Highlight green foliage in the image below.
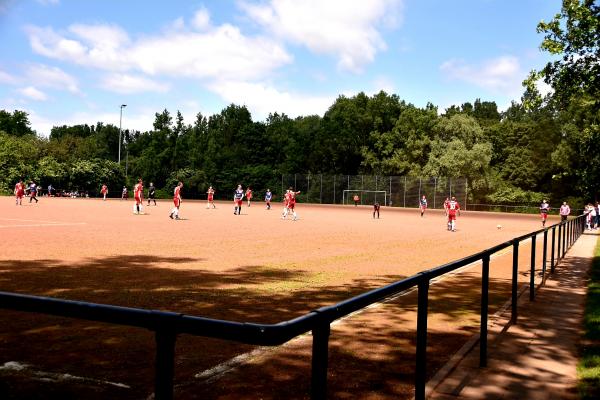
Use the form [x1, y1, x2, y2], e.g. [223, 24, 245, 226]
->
[578, 239, 600, 399]
[536, 0, 600, 110]
[0, 110, 35, 136]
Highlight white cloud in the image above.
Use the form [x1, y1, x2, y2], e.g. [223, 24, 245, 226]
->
[208, 80, 334, 119]
[130, 24, 291, 80]
[17, 86, 48, 101]
[25, 11, 292, 81]
[191, 7, 211, 31]
[24, 64, 80, 94]
[239, 0, 403, 73]
[101, 74, 170, 94]
[440, 56, 522, 94]
[25, 108, 157, 137]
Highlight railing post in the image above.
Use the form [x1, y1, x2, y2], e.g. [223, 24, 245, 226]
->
[480, 254, 490, 367]
[511, 241, 519, 324]
[551, 226, 556, 273]
[311, 322, 331, 400]
[542, 229, 548, 284]
[560, 223, 567, 259]
[155, 330, 177, 400]
[415, 279, 430, 400]
[557, 223, 562, 263]
[530, 235, 536, 301]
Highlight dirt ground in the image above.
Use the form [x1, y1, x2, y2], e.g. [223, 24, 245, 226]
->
[0, 197, 556, 399]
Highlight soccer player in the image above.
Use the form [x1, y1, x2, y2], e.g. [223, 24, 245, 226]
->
[147, 182, 157, 206]
[540, 199, 550, 227]
[447, 197, 460, 232]
[14, 179, 25, 205]
[246, 187, 253, 207]
[443, 197, 450, 216]
[373, 201, 380, 219]
[133, 179, 144, 214]
[101, 184, 108, 201]
[206, 186, 216, 209]
[29, 181, 39, 203]
[281, 189, 291, 219]
[121, 186, 128, 200]
[169, 182, 183, 220]
[265, 189, 273, 210]
[233, 185, 244, 215]
[353, 194, 360, 206]
[286, 187, 301, 221]
[419, 195, 427, 217]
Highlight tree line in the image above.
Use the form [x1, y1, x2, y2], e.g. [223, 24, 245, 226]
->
[0, 91, 596, 208]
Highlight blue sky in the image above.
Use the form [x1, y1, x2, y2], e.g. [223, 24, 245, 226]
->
[0, 0, 560, 135]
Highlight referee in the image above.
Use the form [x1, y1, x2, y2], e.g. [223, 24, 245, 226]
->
[147, 182, 157, 206]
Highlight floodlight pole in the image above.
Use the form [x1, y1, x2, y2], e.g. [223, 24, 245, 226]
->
[118, 104, 127, 164]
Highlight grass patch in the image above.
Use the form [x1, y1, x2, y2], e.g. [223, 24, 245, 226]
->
[578, 237, 600, 399]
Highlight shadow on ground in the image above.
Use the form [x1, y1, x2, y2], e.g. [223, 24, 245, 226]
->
[0, 254, 584, 399]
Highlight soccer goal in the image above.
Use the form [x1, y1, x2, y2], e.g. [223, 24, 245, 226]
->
[342, 190, 387, 206]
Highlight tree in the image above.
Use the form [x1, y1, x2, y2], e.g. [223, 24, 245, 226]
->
[534, 0, 600, 110]
[0, 110, 35, 136]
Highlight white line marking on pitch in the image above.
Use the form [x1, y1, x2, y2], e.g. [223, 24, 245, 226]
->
[193, 239, 533, 382]
[0, 361, 130, 389]
[0, 222, 86, 228]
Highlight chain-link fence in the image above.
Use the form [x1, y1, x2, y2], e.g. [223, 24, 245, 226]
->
[281, 174, 468, 209]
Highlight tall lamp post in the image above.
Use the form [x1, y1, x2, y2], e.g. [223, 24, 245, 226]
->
[118, 104, 127, 164]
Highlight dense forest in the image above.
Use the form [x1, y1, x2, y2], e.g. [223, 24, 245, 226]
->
[1, 0, 598, 208]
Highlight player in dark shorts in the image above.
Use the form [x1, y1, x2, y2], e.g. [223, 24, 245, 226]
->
[373, 202, 380, 219]
[147, 182, 157, 206]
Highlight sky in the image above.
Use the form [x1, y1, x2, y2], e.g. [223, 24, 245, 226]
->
[0, 0, 561, 136]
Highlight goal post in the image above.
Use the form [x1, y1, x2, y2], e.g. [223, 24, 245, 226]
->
[342, 190, 387, 206]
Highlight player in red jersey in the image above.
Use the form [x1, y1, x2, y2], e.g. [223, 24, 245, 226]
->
[447, 197, 461, 232]
[101, 184, 108, 201]
[14, 180, 25, 205]
[245, 187, 253, 207]
[169, 182, 183, 219]
[206, 186, 216, 209]
[539, 199, 550, 227]
[281, 189, 291, 219]
[133, 179, 144, 214]
[285, 187, 301, 221]
[443, 197, 450, 217]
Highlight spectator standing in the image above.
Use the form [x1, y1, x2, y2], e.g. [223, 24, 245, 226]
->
[559, 201, 571, 222]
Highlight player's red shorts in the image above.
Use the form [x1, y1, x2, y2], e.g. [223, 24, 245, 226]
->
[448, 212, 457, 221]
[234, 199, 242, 206]
[174, 198, 181, 207]
[16, 192, 24, 198]
[208, 195, 214, 201]
[135, 195, 142, 205]
[540, 213, 548, 220]
[288, 202, 296, 210]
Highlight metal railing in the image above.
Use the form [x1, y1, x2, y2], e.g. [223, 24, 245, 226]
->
[0, 214, 588, 399]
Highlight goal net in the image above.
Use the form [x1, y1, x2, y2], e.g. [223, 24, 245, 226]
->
[342, 190, 387, 206]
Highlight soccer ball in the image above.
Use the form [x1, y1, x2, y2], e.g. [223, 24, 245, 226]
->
[497, 224, 502, 229]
